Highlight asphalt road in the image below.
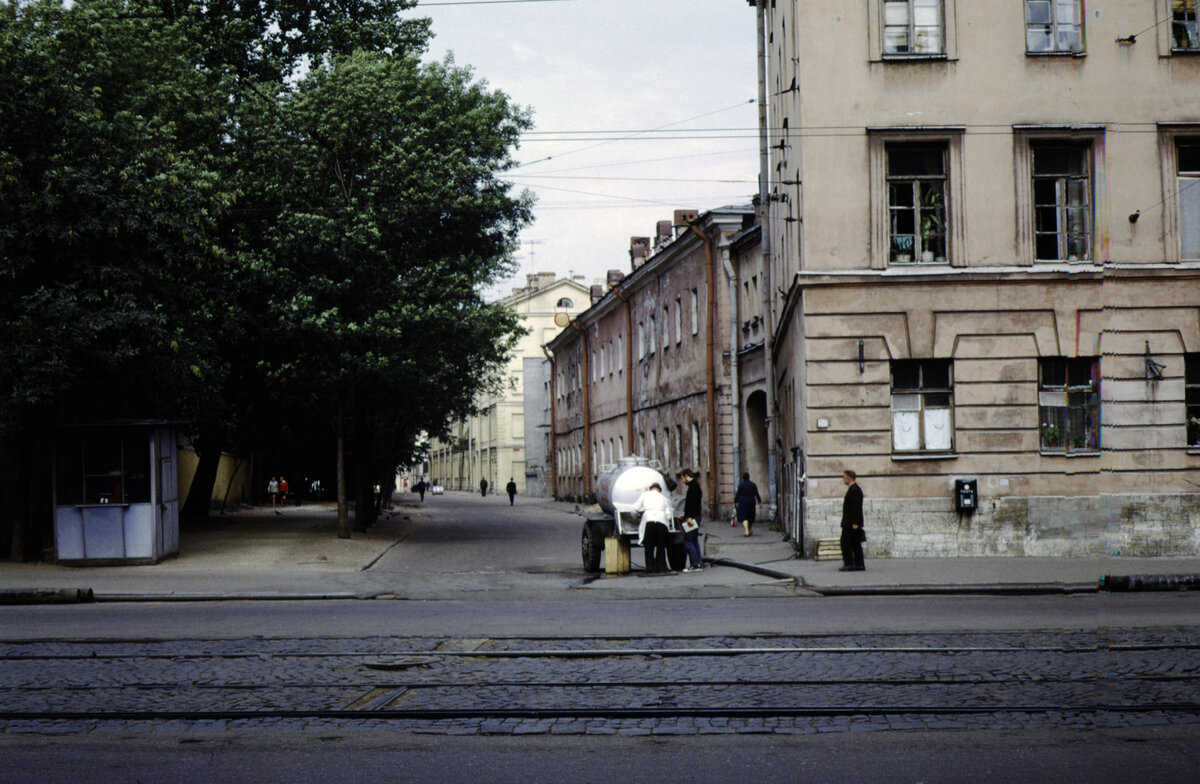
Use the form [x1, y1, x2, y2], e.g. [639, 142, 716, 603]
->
[2, 492, 1198, 782]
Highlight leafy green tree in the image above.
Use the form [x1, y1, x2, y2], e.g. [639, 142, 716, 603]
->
[0, 0, 234, 432]
[250, 49, 531, 534]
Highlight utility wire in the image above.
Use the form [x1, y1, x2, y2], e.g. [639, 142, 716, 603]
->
[514, 98, 754, 170]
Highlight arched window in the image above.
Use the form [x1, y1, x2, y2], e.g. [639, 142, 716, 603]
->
[556, 297, 574, 308]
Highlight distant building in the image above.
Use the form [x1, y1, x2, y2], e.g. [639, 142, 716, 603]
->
[546, 207, 761, 520]
[430, 273, 590, 495]
[759, 1, 1200, 556]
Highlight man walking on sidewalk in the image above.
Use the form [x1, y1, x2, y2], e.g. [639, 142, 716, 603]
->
[839, 469, 865, 572]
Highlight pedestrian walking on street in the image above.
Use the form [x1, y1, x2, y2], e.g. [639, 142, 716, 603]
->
[633, 482, 676, 574]
[839, 469, 866, 572]
[734, 472, 762, 537]
[278, 476, 289, 513]
[267, 477, 279, 511]
[679, 468, 704, 572]
[415, 479, 426, 502]
[480, 478, 488, 497]
[505, 478, 517, 505]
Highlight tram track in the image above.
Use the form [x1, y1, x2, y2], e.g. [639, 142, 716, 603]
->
[4, 632, 1199, 731]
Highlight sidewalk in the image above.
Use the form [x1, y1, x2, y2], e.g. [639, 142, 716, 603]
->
[2, 498, 1199, 602]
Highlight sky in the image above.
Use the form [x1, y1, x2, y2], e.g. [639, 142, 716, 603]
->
[405, 0, 761, 300]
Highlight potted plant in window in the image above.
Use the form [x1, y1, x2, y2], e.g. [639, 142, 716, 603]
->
[1188, 416, 1200, 447]
[920, 190, 945, 263]
[1041, 424, 1060, 449]
[891, 235, 913, 263]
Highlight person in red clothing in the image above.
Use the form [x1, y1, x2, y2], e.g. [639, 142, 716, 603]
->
[277, 476, 290, 514]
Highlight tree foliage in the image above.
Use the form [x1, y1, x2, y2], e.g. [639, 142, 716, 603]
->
[0, 0, 533, 533]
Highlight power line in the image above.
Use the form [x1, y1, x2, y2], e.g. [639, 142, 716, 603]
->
[515, 99, 755, 170]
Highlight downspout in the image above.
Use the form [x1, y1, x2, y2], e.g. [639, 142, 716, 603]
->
[542, 344, 557, 499]
[568, 320, 592, 496]
[688, 221, 719, 520]
[755, 0, 779, 518]
[721, 240, 741, 486]
[611, 285, 635, 453]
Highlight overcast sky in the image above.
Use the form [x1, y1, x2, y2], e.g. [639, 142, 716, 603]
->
[407, 0, 761, 300]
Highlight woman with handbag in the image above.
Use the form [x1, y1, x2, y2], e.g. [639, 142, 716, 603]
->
[679, 469, 704, 572]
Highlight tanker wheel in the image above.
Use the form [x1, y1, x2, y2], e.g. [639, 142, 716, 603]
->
[581, 524, 603, 572]
[667, 543, 687, 572]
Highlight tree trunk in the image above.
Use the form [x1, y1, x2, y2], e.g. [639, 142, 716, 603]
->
[181, 438, 222, 521]
[336, 400, 351, 539]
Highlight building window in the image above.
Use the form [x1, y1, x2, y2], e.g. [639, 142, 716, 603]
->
[887, 143, 948, 264]
[891, 359, 953, 453]
[638, 322, 646, 360]
[1039, 357, 1099, 453]
[1187, 354, 1200, 447]
[674, 297, 682, 344]
[617, 335, 624, 373]
[55, 432, 152, 505]
[675, 425, 683, 467]
[1032, 142, 1092, 261]
[648, 315, 656, 355]
[649, 430, 657, 464]
[662, 306, 671, 351]
[1178, 137, 1200, 260]
[1026, 0, 1083, 54]
[1174, 0, 1200, 50]
[690, 289, 699, 335]
[883, 0, 944, 55]
[690, 423, 700, 469]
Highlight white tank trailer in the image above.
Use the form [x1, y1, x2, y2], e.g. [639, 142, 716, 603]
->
[581, 455, 687, 572]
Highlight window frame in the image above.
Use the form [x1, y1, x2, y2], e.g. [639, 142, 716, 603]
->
[1014, 128, 1105, 266]
[1031, 142, 1093, 262]
[869, 129, 965, 269]
[1038, 357, 1100, 455]
[885, 142, 950, 265]
[1186, 354, 1200, 449]
[1024, 0, 1086, 56]
[889, 359, 955, 455]
[1171, 0, 1200, 52]
[1172, 133, 1200, 261]
[869, 0, 958, 61]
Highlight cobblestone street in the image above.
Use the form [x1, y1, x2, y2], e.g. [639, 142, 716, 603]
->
[4, 627, 1199, 737]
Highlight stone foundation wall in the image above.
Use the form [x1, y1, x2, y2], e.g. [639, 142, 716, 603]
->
[803, 494, 1200, 558]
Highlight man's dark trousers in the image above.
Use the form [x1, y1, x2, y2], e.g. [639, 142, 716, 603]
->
[643, 521, 669, 572]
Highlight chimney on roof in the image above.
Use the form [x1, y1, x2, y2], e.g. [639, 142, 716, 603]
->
[590, 283, 604, 303]
[630, 237, 650, 269]
[607, 269, 624, 289]
[654, 220, 673, 251]
[673, 209, 699, 235]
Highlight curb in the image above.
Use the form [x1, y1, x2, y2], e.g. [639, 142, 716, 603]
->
[805, 582, 1098, 597]
[0, 588, 94, 605]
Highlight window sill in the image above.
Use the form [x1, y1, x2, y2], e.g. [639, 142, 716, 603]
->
[1025, 50, 1086, 58]
[1039, 450, 1100, 457]
[882, 53, 948, 62]
[1170, 48, 1200, 55]
[891, 452, 957, 461]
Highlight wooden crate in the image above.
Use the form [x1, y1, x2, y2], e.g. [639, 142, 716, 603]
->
[605, 536, 630, 574]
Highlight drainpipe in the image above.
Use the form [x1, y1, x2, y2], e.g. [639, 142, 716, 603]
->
[755, 0, 779, 519]
[721, 240, 741, 485]
[688, 221, 719, 520]
[542, 344, 557, 499]
[611, 285, 635, 453]
[567, 319, 592, 496]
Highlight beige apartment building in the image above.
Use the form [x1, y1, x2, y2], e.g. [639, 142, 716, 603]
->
[429, 273, 590, 495]
[546, 208, 764, 520]
[759, 0, 1200, 556]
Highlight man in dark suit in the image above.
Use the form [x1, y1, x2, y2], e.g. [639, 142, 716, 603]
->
[839, 469, 865, 572]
